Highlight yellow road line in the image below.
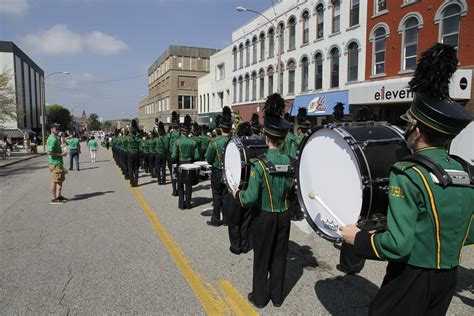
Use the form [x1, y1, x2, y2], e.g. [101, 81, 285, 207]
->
[218, 280, 259, 316]
[131, 187, 229, 314]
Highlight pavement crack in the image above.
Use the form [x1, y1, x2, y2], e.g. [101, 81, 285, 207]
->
[58, 267, 73, 312]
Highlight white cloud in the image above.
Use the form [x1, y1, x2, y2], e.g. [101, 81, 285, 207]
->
[19, 24, 128, 56]
[0, 0, 29, 15]
[84, 32, 128, 55]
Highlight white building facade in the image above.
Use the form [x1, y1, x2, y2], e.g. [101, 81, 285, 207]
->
[197, 45, 233, 125]
[230, 0, 367, 121]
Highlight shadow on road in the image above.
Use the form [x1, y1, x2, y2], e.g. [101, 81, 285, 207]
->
[80, 166, 99, 171]
[93, 160, 111, 163]
[454, 266, 474, 307]
[69, 191, 115, 201]
[138, 180, 158, 186]
[192, 183, 212, 192]
[314, 274, 378, 315]
[283, 241, 319, 300]
[191, 197, 213, 208]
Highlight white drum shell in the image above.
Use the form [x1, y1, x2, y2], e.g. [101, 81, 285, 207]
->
[180, 164, 200, 171]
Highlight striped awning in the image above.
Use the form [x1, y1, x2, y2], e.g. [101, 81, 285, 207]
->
[0, 128, 26, 139]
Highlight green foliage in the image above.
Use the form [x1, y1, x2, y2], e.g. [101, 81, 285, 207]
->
[0, 68, 17, 126]
[47, 104, 72, 131]
[102, 120, 114, 132]
[88, 113, 102, 131]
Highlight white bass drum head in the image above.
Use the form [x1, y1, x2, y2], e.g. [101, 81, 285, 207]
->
[224, 140, 242, 191]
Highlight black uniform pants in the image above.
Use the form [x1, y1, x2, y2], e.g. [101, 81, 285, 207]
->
[339, 243, 366, 274]
[149, 153, 156, 177]
[156, 153, 166, 184]
[228, 196, 253, 253]
[210, 168, 228, 224]
[177, 170, 192, 209]
[127, 153, 139, 187]
[369, 262, 457, 316]
[121, 150, 128, 179]
[252, 210, 290, 307]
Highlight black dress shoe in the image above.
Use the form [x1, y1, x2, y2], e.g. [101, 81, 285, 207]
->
[336, 264, 359, 275]
[272, 300, 282, 307]
[247, 293, 267, 309]
[229, 247, 241, 255]
[172, 192, 178, 197]
[206, 220, 221, 227]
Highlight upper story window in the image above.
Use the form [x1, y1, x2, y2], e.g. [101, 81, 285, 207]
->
[232, 46, 237, 71]
[278, 22, 285, 54]
[259, 32, 266, 61]
[372, 26, 388, 75]
[316, 4, 324, 39]
[440, 4, 461, 49]
[232, 78, 237, 103]
[402, 17, 420, 71]
[288, 17, 296, 50]
[314, 52, 323, 90]
[251, 72, 257, 101]
[330, 47, 340, 88]
[347, 42, 359, 82]
[252, 36, 258, 64]
[216, 63, 225, 80]
[350, 0, 360, 27]
[267, 66, 274, 95]
[287, 60, 296, 95]
[245, 40, 250, 67]
[302, 11, 310, 44]
[332, 0, 341, 34]
[258, 69, 265, 99]
[375, 0, 388, 15]
[301, 56, 309, 92]
[239, 43, 244, 69]
[268, 28, 275, 58]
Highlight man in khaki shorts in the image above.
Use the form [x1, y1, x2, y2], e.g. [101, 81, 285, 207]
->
[47, 123, 68, 204]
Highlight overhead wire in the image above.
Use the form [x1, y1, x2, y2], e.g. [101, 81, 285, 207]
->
[46, 84, 143, 101]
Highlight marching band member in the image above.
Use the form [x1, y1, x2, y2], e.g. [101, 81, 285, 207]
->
[200, 125, 210, 160]
[156, 122, 168, 185]
[232, 93, 294, 308]
[171, 115, 200, 210]
[206, 107, 232, 227]
[125, 120, 141, 187]
[341, 43, 474, 315]
[169, 111, 181, 196]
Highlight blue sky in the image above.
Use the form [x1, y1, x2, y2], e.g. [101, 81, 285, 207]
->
[0, 0, 272, 120]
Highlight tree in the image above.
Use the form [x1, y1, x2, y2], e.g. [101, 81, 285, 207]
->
[88, 113, 102, 131]
[0, 68, 17, 127]
[47, 105, 72, 131]
[102, 120, 114, 132]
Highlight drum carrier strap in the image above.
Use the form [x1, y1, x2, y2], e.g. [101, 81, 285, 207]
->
[257, 154, 295, 175]
[403, 154, 474, 187]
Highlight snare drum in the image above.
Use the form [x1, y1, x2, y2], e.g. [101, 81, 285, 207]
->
[296, 122, 410, 242]
[194, 161, 212, 177]
[223, 137, 268, 191]
[179, 163, 200, 186]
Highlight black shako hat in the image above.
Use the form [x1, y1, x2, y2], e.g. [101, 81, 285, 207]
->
[250, 113, 261, 132]
[297, 107, 311, 130]
[181, 115, 192, 132]
[220, 106, 233, 131]
[171, 111, 180, 127]
[263, 93, 290, 138]
[403, 43, 472, 138]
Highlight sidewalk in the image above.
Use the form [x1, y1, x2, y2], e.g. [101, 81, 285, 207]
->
[0, 147, 47, 168]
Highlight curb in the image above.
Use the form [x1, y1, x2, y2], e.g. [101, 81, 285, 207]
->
[0, 153, 46, 168]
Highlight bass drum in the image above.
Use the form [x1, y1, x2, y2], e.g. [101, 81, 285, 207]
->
[295, 122, 410, 242]
[223, 136, 267, 191]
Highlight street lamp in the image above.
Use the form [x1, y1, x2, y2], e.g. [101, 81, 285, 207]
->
[236, 6, 282, 93]
[41, 71, 70, 151]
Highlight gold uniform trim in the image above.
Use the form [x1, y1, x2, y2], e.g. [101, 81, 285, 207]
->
[460, 215, 473, 262]
[257, 160, 274, 212]
[409, 109, 455, 136]
[412, 166, 441, 269]
[370, 234, 382, 259]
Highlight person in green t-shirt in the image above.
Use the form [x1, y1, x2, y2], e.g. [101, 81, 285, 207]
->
[47, 123, 68, 205]
[87, 136, 98, 163]
[66, 133, 81, 171]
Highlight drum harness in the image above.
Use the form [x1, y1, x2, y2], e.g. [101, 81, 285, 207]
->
[255, 154, 295, 176]
[403, 154, 474, 188]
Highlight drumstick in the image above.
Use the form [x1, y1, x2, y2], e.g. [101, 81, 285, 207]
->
[308, 191, 344, 227]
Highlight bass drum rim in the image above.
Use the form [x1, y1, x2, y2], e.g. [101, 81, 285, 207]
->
[223, 137, 249, 192]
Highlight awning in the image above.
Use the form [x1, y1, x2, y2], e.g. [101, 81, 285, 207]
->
[0, 128, 26, 138]
[289, 90, 349, 116]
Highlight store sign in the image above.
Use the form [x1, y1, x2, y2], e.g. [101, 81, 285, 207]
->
[349, 69, 472, 105]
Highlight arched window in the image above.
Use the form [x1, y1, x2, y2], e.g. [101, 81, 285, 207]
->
[232, 78, 237, 103]
[332, 0, 341, 34]
[258, 69, 265, 99]
[200, 95, 203, 112]
[251, 72, 257, 100]
[268, 28, 275, 58]
[402, 17, 419, 70]
[287, 60, 296, 95]
[316, 4, 324, 39]
[245, 74, 250, 101]
[238, 76, 243, 102]
[350, 0, 360, 27]
[207, 93, 209, 112]
[239, 43, 244, 69]
[330, 47, 339, 88]
[252, 36, 258, 64]
[278, 23, 285, 54]
[245, 40, 250, 67]
[302, 11, 310, 44]
[347, 42, 359, 82]
[301, 56, 309, 92]
[233, 46, 237, 70]
[267, 66, 274, 95]
[372, 26, 387, 75]
[288, 17, 296, 50]
[279, 62, 284, 94]
[259, 32, 265, 61]
[314, 52, 323, 90]
[440, 4, 461, 48]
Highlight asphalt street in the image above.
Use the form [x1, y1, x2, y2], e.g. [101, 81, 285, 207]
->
[1, 149, 472, 315]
